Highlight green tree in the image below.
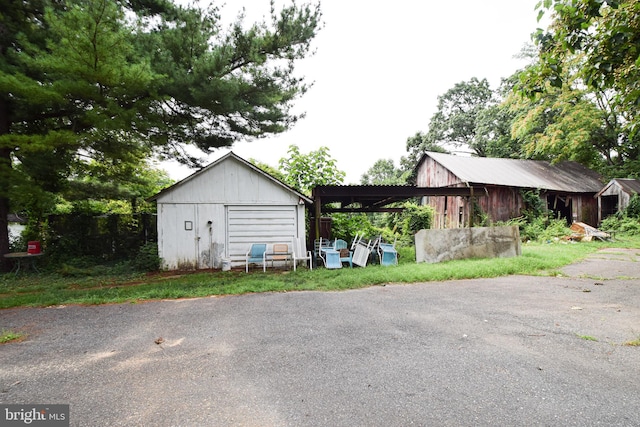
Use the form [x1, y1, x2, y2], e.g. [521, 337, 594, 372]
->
[360, 159, 407, 185]
[473, 75, 525, 159]
[0, 0, 321, 267]
[518, 0, 640, 176]
[514, 45, 628, 176]
[249, 158, 286, 183]
[510, 83, 606, 167]
[525, 0, 638, 110]
[61, 160, 173, 214]
[401, 131, 448, 173]
[423, 77, 494, 157]
[278, 144, 345, 195]
[474, 104, 522, 159]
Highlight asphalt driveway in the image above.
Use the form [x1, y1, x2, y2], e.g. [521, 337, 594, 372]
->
[1, 248, 639, 426]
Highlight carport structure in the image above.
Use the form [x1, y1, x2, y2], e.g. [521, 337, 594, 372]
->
[310, 185, 483, 240]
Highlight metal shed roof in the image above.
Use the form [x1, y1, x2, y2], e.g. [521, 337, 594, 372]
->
[423, 152, 603, 193]
[596, 178, 640, 197]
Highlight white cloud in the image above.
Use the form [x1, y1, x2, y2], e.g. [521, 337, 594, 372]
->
[165, 0, 547, 183]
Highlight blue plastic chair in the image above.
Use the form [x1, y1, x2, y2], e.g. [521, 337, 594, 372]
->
[333, 239, 353, 268]
[245, 243, 267, 272]
[378, 242, 398, 266]
[314, 238, 334, 268]
[322, 248, 342, 269]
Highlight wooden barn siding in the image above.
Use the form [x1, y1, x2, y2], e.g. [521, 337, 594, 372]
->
[416, 157, 461, 187]
[417, 158, 524, 228]
[416, 157, 598, 227]
[426, 187, 524, 228]
[482, 187, 524, 223]
[599, 183, 632, 211]
[572, 194, 599, 225]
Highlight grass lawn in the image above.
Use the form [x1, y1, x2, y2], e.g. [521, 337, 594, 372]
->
[1, 236, 639, 309]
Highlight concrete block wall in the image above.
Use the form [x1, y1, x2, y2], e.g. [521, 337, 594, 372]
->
[415, 226, 521, 264]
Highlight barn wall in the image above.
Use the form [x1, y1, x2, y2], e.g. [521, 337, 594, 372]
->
[418, 156, 470, 229]
[572, 194, 599, 225]
[416, 157, 463, 187]
[425, 187, 525, 229]
[416, 156, 598, 228]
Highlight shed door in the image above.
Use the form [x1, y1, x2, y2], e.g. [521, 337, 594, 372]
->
[227, 205, 297, 260]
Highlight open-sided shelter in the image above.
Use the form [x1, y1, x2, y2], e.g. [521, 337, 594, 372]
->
[415, 152, 604, 228]
[150, 152, 311, 270]
[596, 178, 640, 223]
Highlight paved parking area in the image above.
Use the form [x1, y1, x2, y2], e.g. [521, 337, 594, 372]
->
[1, 248, 639, 426]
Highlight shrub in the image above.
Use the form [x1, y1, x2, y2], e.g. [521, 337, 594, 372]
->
[539, 218, 572, 241]
[626, 194, 640, 219]
[401, 203, 434, 235]
[504, 216, 571, 242]
[601, 215, 640, 234]
[330, 213, 377, 244]
[132, 242, 161, 272]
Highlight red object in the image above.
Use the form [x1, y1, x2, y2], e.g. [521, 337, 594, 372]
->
[27, 241, 41, 254]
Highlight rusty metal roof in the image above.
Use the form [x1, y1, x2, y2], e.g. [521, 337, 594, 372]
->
[596, 178, 640, 197]
[424, 152, 604, 193]
[312, 185, 482, 212]
[614, 178, 640, 195]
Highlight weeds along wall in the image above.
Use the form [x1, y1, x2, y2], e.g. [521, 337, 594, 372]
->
[41, 214, 157, 262]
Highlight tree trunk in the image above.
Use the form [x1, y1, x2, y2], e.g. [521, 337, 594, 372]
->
[0, 97, 11, 272]
[0, 180, 9, 272]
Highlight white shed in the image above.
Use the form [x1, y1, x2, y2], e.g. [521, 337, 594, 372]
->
[150, 152, 312, 270]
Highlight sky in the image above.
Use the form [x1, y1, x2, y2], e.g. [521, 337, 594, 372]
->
[164, 0, 549, 184]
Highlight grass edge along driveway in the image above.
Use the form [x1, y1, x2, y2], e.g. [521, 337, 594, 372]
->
[1, 238, 639, 309]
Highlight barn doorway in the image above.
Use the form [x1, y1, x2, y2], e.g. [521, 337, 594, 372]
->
[547, 194, 573, 224]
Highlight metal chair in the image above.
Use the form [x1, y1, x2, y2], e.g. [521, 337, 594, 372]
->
[333, 239, 353, 268]
[377, 238, 398, 266]
[245, 243, 267, 273]
[292, 238, 312, 271]
[351, 234, 373, 267]
[313, 238, 333, 268]
[270, 243, 291, 269]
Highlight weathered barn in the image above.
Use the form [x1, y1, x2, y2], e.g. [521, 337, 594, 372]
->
[596, 178, 640, 223]
[415, 152, 604, 228]
[150, 152, 311, 270]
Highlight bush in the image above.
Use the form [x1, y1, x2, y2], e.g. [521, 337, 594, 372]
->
[503, 216, 571, 242]
[330, 213, 377, 244]
[539, 218, 572, 241]
[132, 242, 161, 272]
[601, 216, 640, 234]
[626, 194, 640, 219]
[401, 203, 434, 236]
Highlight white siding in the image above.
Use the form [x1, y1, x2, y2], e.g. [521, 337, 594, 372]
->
[156, 157, 299, 205]
[155, 153, 309, 270]
[227, 205, 297, 263]
[156, 155, 305, 269]
[158, 203, 197, 270]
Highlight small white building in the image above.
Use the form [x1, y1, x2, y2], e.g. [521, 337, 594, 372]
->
[150, 152, 312, 270]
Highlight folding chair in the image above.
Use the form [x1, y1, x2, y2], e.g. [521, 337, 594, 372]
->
[321, 248, 342, 269]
